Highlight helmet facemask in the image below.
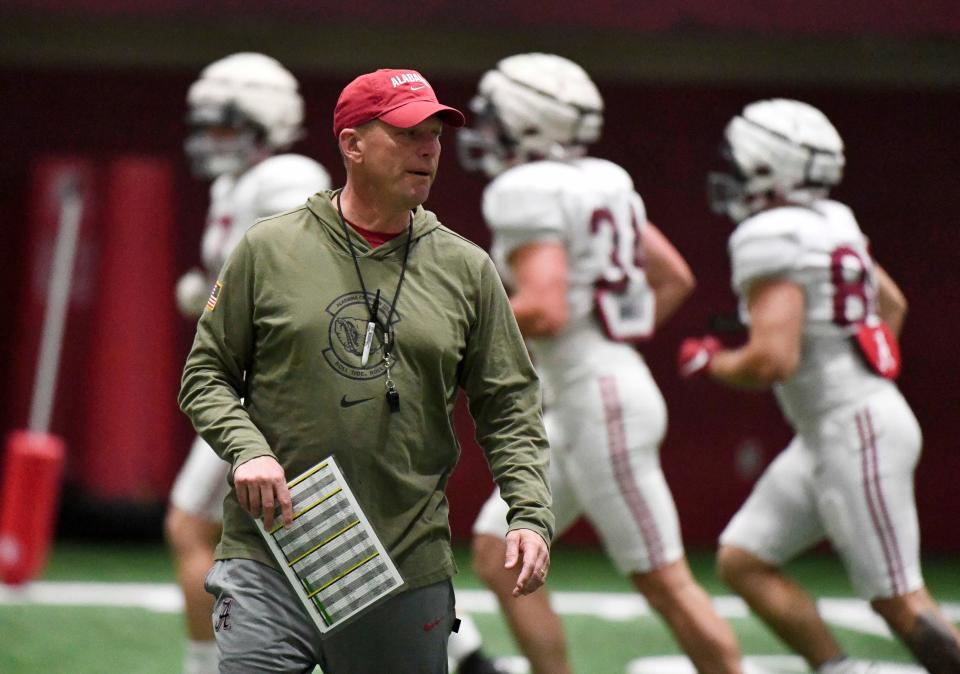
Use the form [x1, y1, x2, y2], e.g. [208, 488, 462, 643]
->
[456, 96, 519, 178]
[707, 141, 775, 223]
[184, 103, 269, 179]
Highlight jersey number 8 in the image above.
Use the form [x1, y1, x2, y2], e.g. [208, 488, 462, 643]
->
[831, 245, 875, 327]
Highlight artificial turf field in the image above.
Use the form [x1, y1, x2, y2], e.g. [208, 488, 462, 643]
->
[1, 541, 957, 673]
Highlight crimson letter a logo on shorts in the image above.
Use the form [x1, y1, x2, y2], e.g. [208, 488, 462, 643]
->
[215, 597, 233, 632]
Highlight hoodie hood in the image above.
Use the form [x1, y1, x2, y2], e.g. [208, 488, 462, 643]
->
[306, 189, 443, 259]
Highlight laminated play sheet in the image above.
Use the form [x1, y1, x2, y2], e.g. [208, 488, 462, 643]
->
[256, 456, 402, 632]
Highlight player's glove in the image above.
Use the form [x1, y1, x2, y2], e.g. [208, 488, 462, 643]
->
[175, 268, 210, 318]
[677, 335, 722, 378]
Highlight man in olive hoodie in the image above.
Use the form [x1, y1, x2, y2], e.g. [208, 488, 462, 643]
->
[179, 68, 553, 673]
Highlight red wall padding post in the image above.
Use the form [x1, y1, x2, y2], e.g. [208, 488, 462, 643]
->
[76, 157, 180, 502]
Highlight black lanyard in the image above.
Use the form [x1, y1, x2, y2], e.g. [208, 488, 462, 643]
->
[335, 191, 412, 411]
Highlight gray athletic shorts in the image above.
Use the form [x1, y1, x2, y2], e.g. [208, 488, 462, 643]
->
[205, 559, 455, 673]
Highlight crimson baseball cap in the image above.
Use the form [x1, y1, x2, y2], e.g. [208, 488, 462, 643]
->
[333, 68, 465, 137]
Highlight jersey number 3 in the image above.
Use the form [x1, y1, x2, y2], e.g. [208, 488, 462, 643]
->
[590, 206, 655, 343]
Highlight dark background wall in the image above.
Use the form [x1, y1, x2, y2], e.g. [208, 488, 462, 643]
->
[2, 2, 958, 550]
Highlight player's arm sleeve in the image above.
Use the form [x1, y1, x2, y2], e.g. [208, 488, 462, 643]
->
[483, 181, 566, 266]
[729, 219, 804, 296]
[459, 256, 554, 544]
[178, 234, 274, 474]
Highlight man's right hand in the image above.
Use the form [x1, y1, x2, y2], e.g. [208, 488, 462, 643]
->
[233, 455, 293, 530]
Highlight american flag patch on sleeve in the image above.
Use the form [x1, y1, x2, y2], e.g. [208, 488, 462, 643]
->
[206, 281, 222, 311]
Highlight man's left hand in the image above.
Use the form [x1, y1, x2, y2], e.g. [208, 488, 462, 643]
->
[504, 528, 550, 597]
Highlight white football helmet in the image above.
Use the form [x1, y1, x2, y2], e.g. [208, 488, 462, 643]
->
[185, 52, 305, 178]
[708, 98, 845, 222]
[457, 53, 604, 177]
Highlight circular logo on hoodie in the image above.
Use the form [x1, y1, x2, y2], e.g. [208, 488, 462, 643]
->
[322, 291, 401, 380]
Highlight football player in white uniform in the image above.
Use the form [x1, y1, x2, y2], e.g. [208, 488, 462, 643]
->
[679, 99, 960, 674]
[460, 53, 744, 674]
[167, 52, 331, 674]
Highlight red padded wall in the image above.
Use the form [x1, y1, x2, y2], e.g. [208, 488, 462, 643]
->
[77, 158, 180, 501]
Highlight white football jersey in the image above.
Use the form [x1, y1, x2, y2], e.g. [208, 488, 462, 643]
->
[202, 153, 330, 274]
[729, 199, 891, 427]
[483, 157, 654, 391]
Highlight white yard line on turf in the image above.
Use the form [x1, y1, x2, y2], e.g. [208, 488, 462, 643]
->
[625, 655, 927, 674]
[1, 582, 957, 639]
[0, 581, 184, 613]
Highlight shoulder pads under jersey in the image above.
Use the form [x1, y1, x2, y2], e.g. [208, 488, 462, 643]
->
[246, 154, 331, 217]
[482, 161, 576, 239]
[729, 207, 816, 293]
